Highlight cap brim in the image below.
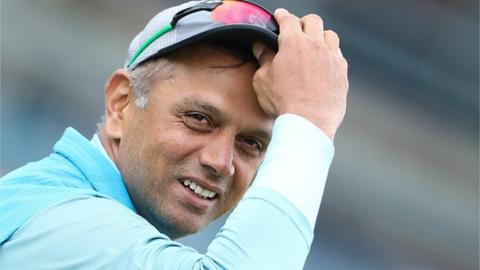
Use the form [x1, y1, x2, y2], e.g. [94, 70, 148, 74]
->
[138, 24, 278, 66]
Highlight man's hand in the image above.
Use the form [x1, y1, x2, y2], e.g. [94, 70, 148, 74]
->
[252, 9, 349, 141]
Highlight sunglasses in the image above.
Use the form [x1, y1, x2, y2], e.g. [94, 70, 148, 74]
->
[127, 0, 278, 68]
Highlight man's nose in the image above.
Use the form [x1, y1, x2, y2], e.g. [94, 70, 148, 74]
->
[199, 135, 235, 178]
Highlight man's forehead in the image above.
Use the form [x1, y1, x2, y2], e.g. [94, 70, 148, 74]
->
[140, 43, 257, 98]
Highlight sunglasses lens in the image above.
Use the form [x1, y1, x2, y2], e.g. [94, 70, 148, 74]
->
[210, 1, 277, 33]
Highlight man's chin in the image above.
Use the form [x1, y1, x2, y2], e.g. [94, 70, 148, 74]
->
[150, 213, 208, 239]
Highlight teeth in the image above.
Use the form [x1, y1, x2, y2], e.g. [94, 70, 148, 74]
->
[194, 186, 203, 194]
[181, 179, 217, 199]
[201, 190, 210, 197]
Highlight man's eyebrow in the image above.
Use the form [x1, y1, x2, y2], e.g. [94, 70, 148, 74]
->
[174, 97, 227, 121]
[247, 129, 272, 144]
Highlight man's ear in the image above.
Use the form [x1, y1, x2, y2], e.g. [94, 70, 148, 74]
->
[103, 69, 135, 140]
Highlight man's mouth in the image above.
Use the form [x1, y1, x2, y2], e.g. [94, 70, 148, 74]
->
[179, 178, 217, 200]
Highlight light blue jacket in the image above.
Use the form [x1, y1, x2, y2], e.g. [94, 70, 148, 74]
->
[0, 127, 314, 269]
[0, 127, 135, 245]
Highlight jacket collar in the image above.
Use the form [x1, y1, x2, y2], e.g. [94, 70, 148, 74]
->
[53, 127, 136, 212]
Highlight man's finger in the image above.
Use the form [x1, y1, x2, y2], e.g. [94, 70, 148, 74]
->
[340, 55, 349, 73]
[324, 30, 340, 51]
[301, 14, 324, 41]
[252, 42, 275, 67]
[274, 8, 302, 35]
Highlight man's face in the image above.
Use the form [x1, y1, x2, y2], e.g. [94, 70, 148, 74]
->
[116, 45, 273, 238]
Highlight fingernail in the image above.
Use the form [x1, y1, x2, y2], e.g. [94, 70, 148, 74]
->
[338, 48, 343, 57]
[274, 8, 289, 16]
[252, 42, 265, 59]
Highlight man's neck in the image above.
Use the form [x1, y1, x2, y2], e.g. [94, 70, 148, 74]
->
[96, 128, 120, 170]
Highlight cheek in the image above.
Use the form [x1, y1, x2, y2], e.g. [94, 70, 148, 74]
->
[159, 120, 199, 146]
[118, 122, 178, 188]
[143, 121, 191, 158]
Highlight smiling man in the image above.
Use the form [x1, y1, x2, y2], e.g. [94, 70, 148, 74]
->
[111, 44, 274, 239]
[0, 1, 348, 269]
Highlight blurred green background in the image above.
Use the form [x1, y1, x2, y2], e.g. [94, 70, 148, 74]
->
[1, 0, 478, 269]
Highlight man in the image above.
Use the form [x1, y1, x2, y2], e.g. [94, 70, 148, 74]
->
[0, 1, 348, 269]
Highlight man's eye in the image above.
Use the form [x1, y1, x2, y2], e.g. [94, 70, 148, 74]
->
[187, 113, 208, 123]
[237, 137, 263, 157]
[182, 112, 213, 132]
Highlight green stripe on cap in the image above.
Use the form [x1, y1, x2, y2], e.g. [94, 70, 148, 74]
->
[128, 23, 173, 68]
